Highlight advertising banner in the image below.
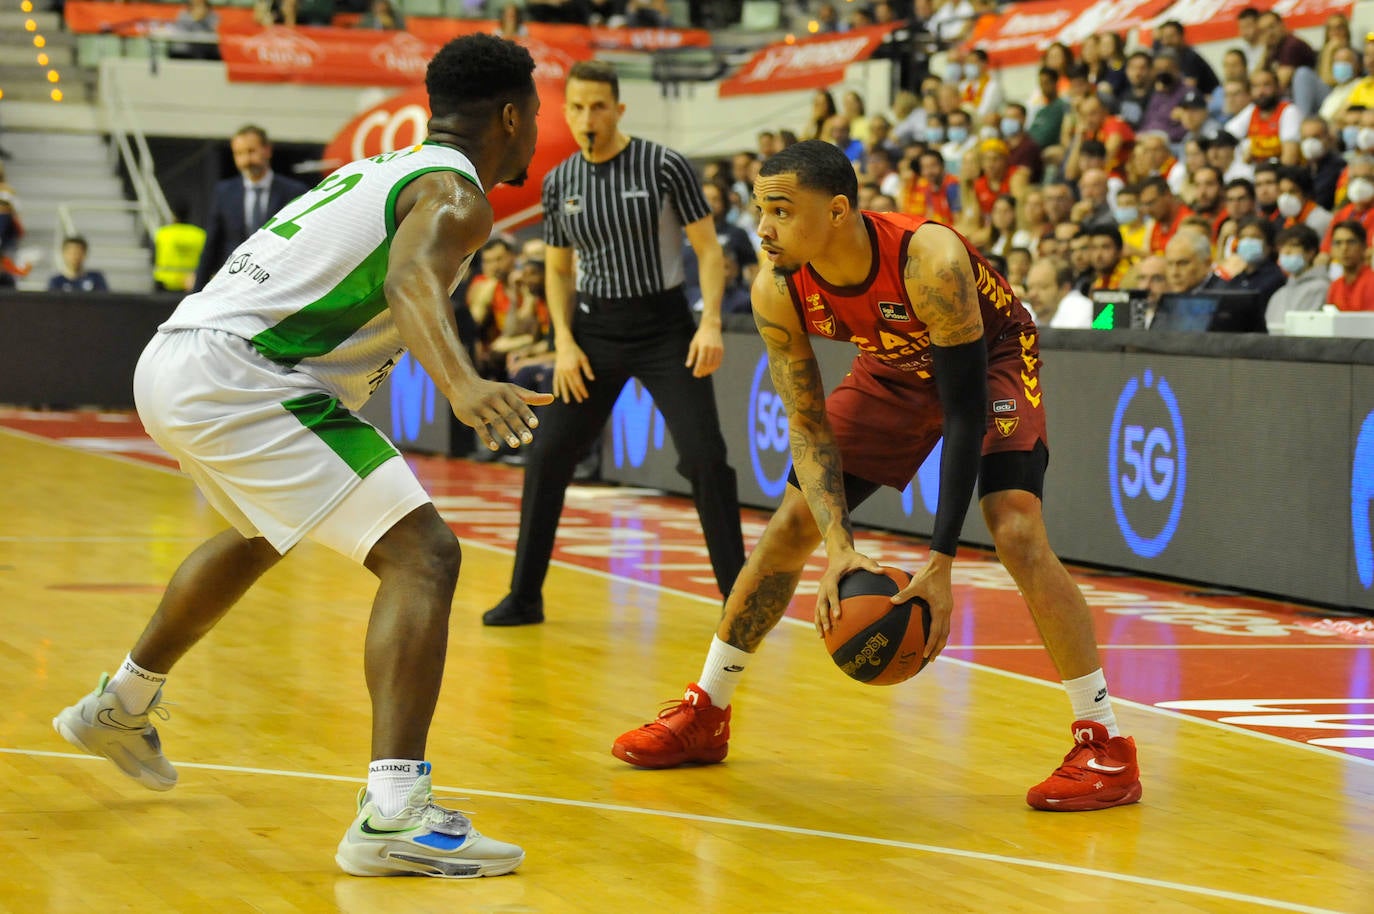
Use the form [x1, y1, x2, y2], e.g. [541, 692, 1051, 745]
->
[718, 22, 902, 97]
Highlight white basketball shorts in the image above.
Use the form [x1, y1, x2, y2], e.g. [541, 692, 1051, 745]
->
[133, 328, 431, 563]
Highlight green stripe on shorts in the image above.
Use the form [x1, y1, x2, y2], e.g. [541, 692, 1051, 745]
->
[281, 393, 398, 478]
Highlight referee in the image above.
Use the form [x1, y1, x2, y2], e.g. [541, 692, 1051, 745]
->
[484, 60, 745, 626]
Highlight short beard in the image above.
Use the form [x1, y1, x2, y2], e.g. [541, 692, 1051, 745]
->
[505, 169, 529, 187]
[774, 261, 801, 276]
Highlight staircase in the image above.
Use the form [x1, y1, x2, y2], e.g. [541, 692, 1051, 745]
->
[5, 130, 154, 293]
[0, 5, 89, 104]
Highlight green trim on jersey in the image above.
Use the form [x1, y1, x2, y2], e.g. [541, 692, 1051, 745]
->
[280, 392, 398, 478]
[248, 241, 391, 366]
[384, 165, 481, 238]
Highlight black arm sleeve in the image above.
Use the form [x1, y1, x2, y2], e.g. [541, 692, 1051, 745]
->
[929, 339, 989, 556]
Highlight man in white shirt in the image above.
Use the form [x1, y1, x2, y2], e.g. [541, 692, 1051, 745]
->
[1024, 258, 1094, 328]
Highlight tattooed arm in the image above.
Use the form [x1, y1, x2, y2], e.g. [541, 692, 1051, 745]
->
[751, 261, 881, 632]
[895, 222, 988, 660]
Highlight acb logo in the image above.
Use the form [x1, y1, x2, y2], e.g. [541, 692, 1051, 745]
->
[1109, 369, 1187, 558]
[748, 354, 791, 497]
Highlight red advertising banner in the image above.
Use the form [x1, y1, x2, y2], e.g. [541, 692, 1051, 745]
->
[963, 0, 1174, 67]
[321, 79, 580, 231]
[219, 25, 593, 87]
[1137, 0, 1353, 46]
[717, 22, 902, 97]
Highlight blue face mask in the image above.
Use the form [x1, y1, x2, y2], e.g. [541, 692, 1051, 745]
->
[946, 63, 963, 82]
[1278, 252, 1307, 274]
[947, 126, 969, 144]
[1334, 61, 1356, 84]
[1114, 206, 1138, 225]
[1344, 125, 1361, 149]
[1236, 236, 1266, 265]
[964, 62, 982, 81]
[1000, 117, 1022, 138]
[926, 126, 946, 144]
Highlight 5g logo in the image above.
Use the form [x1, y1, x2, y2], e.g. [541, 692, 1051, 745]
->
[748, 354, 791, 497]
[1108, 369, 1187, 558]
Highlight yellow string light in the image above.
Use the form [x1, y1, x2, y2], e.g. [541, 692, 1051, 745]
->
[14, 9, 63, 105]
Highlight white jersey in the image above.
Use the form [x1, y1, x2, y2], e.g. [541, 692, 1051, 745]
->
[162, 142, 482, 409]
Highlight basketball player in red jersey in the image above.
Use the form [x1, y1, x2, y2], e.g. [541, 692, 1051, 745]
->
[612, 140, 1142, 812]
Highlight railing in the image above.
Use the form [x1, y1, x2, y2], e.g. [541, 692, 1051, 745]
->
[96, 57, 173, 243]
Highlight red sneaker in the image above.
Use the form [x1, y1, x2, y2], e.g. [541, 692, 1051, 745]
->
[612, 683, 730, 769]
[1026, 720, 1142, 812]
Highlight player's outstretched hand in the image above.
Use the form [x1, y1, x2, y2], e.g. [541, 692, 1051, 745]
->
[813, 547, 884, 637]
[450, 380, 554, 452]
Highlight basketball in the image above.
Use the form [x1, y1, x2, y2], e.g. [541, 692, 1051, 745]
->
[824, 567, 932, 685]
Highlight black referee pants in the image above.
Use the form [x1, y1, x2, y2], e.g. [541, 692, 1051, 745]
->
[507, 293, 745, 604]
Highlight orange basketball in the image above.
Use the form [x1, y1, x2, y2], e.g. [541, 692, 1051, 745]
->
[823, 567, 932, 685]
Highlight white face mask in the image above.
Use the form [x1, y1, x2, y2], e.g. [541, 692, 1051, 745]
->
[1358, 127, 1374, 151]
[1277, 192, 1303, 218]
[1300, 137, 1325, 161]
[1349, 177, 1374, 204]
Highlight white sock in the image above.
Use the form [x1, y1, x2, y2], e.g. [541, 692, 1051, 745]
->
[696, 636, 752, 708]
[108, 654, 167, 715]
[367, 759, 429, 818]
[1064, 669, 1120, 737]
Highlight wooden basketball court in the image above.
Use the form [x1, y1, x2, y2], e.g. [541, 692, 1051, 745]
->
[1, 409, 1372, 913]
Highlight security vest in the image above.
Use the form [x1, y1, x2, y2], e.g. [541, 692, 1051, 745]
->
[153, 222, 207, 291]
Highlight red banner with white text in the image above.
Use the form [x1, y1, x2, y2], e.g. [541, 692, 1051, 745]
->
[962, 0, 1174, 67]
[718, 22, 902, 97]
[64, 0, 256, 35]
[218, 25, 594, 86]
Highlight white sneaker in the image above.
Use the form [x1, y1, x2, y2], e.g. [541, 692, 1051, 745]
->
[335, 766, 524, 878]
[53, 673, 177, 791]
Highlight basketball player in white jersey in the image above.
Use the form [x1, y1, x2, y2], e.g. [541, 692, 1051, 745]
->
[52, 34, 551, 878]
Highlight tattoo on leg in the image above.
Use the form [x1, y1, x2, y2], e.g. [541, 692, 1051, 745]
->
[725, 571, 802, 651]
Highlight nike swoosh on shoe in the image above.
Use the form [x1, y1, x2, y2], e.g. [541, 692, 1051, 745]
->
[1084, 758, 1129, 774]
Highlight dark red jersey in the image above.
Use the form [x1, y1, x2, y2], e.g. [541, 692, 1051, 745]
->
[783, 211, 1035, 384]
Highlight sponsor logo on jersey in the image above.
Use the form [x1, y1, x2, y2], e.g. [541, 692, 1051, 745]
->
[806, 293, 825, 312]
[878, 300, 911, 322]
[563, 195, 583, 215]
[995, 416, 1020, 437]
[814, 316, 835, 336]
[992, 398, 1017, 414]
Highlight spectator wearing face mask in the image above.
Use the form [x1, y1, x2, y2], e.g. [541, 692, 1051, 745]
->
[1215, 215, 1286, 307]
[959, 50, 1004, 121]
[1266, 223, 1328, 330]
[1319, 46, 1362, 120]
[1001, 103, 1043, 183]
[940, 109, 977, 176]
[1276, 166, 1333, 237]
[1321, 156, 1374, 254]
[1299, 116, 1346, 209]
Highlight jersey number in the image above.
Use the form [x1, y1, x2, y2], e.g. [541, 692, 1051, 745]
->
[264, 173, 363, 240]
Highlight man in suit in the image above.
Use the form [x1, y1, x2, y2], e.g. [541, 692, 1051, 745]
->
[193, 125, 309, 291]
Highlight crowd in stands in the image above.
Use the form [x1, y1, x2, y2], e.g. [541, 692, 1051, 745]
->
[682, 6, 1374, 330]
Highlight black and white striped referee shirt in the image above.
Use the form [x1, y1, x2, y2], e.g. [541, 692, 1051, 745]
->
[541, 137, 710, 300]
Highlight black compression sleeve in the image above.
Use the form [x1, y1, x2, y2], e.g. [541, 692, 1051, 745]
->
[929, 339, 989, 556]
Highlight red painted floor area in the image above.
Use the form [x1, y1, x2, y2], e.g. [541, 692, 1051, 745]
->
[7, 407, 1373, 763]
